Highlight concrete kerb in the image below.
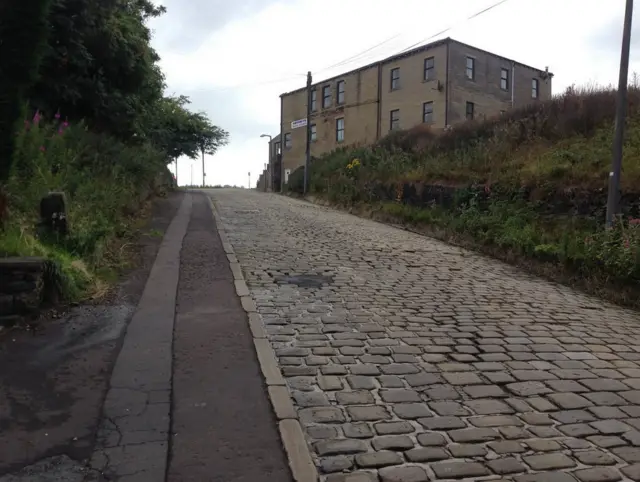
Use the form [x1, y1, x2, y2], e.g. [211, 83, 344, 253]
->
[204, 193, 319, 482]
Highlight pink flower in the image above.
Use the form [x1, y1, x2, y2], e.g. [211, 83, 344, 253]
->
[629, 218, 640, 226]
[33, 110, 41, 125]
[39, 146, 45, 152]
[54, 111, 60, 120]
[62, 121, 69, 128]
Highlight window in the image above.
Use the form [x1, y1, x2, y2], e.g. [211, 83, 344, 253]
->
[310, 124, 317, 142]
[322, 85, 331, 108]
[337, 80, 345, 104]
[336, 118, 345, 142]
[311, 89, 317, 111]
[275, 142, 281, 155]
[532, 78, 539, 99]
[500, 68, 509, 91]
[390, 68, 400, 90]
[390, 109, 400, 131]
[466, 57, 475, 80]
[423, 102, 433, 123]
[424, 57, 435, 81]
[466, 102, 474, 120]
[284, 133, 292, 148]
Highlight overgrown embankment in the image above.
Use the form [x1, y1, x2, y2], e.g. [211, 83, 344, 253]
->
[0, 115, 175, 302]
[288, 87, 640, 307]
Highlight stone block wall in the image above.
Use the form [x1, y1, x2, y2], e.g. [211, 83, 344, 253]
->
[0, 257, 46, 328]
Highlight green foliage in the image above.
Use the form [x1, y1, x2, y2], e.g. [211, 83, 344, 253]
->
[28, 0, 165, 140]
[2, 113, 169, 299]
[144, 97, 229, 161]
[0, 0, 53, 180]
[0, 0, 229, 302]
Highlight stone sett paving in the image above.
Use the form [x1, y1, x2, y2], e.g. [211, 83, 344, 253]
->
[211, 189, 640, 482]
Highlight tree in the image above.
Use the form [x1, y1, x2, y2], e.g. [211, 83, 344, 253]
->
[27, 0, 166, 139]
[187, 112, 229, 187]
[0, 0, 53, 181]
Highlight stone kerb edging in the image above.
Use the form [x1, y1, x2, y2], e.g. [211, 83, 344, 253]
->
[206, 195, 319, 482]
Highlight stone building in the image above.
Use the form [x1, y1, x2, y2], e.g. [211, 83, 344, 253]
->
[277, 37, 553, 186]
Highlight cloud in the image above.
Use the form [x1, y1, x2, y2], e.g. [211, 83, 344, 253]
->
[152, 0, 296, 53]
[590, 9, 640, 60]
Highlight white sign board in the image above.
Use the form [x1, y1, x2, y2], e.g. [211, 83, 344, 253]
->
[291, 118, 307, 129]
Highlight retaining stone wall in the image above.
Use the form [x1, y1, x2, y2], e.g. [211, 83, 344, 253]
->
[0, 257, 46, 328]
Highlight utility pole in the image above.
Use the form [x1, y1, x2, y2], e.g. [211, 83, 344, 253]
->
[606, 0, 634, 228]
[175, 158, 178, 187]
[190, 162, 193, 186]
[201, 147, 206, 188]
[248, 171, 251, 190]
[264, 163, 268, 192]
[303, 71, 312, 196]
[260, 134, 272, 191]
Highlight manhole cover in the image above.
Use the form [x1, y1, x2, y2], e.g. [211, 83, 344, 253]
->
[275, 274, 333, 288]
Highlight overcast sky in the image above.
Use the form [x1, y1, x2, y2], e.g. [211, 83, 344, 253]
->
[149, 0, 638, 187]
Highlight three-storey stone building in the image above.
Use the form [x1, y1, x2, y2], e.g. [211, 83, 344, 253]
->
[277, 37, 552, 187]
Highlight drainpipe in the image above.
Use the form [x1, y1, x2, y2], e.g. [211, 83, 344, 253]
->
[445, 41, 450, 127]
[279, 95, 284, 193]
[511, 61, 515, 108]
[376, 63, 382, 140]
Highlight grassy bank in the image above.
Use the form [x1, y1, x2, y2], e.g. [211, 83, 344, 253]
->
[288, 86, 640, 307]
[1, 113, 172, 302]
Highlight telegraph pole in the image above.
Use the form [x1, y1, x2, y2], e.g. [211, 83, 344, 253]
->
[303, 71, 312, 195]
[606, 0, 634, 228]
[248, 171, 251, 189]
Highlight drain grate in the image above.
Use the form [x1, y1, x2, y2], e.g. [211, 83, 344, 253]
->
[275, 274, 333, 288]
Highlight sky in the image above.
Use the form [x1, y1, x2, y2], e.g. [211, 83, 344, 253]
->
[148, 0, 639, 187]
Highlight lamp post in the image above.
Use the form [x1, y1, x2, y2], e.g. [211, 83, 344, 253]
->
[260, 134, 272, 192]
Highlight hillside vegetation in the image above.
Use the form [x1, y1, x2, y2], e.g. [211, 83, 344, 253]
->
[0, 0, 228, 301]
[288, 86, 640, 306]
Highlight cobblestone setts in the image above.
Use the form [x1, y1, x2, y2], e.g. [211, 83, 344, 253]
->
[211, 190, 640, 482]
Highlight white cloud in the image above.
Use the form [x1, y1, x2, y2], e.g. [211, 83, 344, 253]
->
[151, 0, 637, 187]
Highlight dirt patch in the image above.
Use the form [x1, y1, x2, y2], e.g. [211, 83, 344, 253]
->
[0, 191, 184, 477]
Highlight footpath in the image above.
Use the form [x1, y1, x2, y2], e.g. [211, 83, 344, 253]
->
[0, 191, 292, 482]
[90, 192, 292, 482]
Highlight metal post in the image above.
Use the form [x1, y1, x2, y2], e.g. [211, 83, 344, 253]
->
[606, 0, 634, 228]
[190, 163, 193, 186]
[201, 147, 206, 188]
[248, 171, 251, 190]
[175, 158, 178, 187]
[303, 71, 312, 196]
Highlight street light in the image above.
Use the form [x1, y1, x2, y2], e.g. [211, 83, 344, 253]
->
[260, 134, 272, 192]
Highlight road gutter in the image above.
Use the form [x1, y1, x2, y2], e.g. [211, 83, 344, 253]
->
[206, 194, 319, 482]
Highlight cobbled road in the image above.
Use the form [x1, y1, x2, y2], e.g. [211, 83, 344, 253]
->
[211, 189, 640, 482]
